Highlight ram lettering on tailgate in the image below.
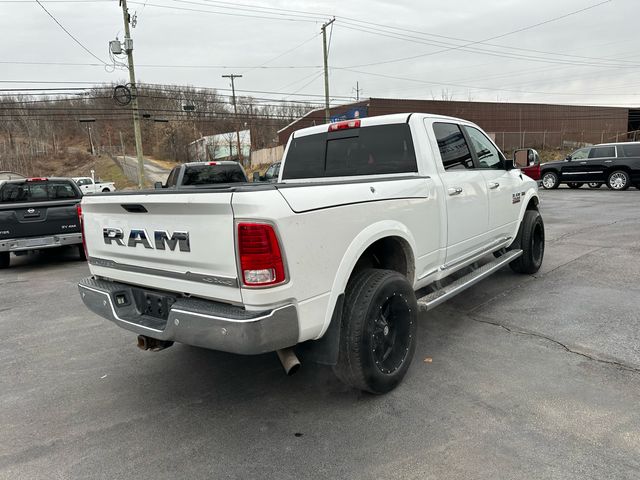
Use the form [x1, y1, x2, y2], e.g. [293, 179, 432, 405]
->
[103, 228, 190, 252]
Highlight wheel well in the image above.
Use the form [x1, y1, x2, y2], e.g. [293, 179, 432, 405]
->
[606, 166, 631, 176]
[349, 236, 414, 284]
[526, 196, 539, 211]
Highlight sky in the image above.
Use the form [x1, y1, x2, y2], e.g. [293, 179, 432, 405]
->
[1, 0, 639, 108]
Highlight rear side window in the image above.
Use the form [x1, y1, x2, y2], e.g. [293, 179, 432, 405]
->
[432, 123, 474, 170]
[282, 124, 417, 180]
[619, 143, 640, 157]
[181, 164, 247, 185]
[589, 146, 615, 158]
[0, 181, 80, 203]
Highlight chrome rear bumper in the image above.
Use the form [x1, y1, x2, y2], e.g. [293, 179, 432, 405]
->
[78, 276, 299, 355]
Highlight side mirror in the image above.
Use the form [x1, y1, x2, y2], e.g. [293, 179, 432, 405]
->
[154, 181, 163, 189]
[565, 155, 572, 161]
[252, 172, 261, 182]
[513, 148, 539, 169]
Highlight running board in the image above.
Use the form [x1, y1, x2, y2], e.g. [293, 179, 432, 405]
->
[417, 249, 523, 312]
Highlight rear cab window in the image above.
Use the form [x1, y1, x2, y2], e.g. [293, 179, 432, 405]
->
[181, 164, 247, 186]
[282, 123, 417, 180]
[0, 180, 80, 203]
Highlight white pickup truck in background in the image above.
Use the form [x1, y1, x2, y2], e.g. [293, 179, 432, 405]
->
[77, 113, 544, 393]
[73, 177, 116, 194]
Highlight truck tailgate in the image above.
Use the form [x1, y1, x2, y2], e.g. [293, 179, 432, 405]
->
[82, 192, 241, 303]
[0, 200, 81, 240]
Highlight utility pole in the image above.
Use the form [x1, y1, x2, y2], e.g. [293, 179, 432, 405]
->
[355, 81, 361, 101]
[120, 0, 145, 188]
[222, 74, 243, 165]
[321, 18, 335, 123]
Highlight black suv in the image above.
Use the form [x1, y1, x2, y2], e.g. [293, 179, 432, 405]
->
[540, 142, 640, 190]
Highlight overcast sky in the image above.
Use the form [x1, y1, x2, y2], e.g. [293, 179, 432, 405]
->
[1, 0, 638, 107]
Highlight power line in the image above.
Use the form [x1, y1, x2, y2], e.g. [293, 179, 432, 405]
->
[34, 0, 108, 65]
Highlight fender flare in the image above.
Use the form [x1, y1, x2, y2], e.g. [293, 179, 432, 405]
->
[315, 220, 417, 339]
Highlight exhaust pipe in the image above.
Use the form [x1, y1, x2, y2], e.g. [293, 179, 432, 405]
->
[276, 348, 300, 376]
[137, 335, 173, 352]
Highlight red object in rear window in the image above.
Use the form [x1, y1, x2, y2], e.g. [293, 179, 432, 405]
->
[26, 177, 48, 182]
[237, 223, 286, 287]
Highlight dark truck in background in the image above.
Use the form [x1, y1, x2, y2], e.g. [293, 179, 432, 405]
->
[156, 161, 248, 189]
[0, 177, 84, 268]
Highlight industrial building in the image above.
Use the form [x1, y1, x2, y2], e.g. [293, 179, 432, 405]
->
[278, 98, 640, 151]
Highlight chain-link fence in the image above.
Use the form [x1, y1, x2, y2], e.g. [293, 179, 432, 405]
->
[490, 130, 640, 151]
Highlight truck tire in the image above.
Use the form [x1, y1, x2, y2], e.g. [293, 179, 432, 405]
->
[77, 244, 87, 261]
[102, 188, 110, 192]
[541, 171, 559, 189]
[567, 182, 583, 189]
[509, 210, 545, 274]
[588, 183, 602, 189]
[333, 268, 417, 394]
[0, 252, 9, 269]
[607, 170, 630, 190]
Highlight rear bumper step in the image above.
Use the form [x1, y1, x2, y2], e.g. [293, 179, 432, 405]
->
[417, 249, 523, 311]
[78, 276, 299, 354]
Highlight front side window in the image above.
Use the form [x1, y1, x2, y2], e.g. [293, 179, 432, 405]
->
[165, 168, 178, 187]
[589, 146, 615, 159]
[76, 178, 91, 186]
[465, 126, 503, 169]
[571, 148, 589, 160]
[432, 122, 474, 170]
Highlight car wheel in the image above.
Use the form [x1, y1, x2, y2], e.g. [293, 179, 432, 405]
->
[0, 252, 9, 269]
[77, 244, 87, 261]
[102, 188, 110, 192]
[333, 268, 417, 394]
[607, 170, 630, 191]
[567, 182, 584, 189]
[541, 171, 559, 189]
[588, 183, 602, 189]
[509, 209, 545, 274]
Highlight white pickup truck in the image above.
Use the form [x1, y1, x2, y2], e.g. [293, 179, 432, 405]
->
[77, 113, 544, 393]
[73, 177, 116, 194]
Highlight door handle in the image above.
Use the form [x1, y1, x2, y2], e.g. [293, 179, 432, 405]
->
[448, 187, 463, 196]
[580, 161, 587, 165]
[604, 160, 613, 163]
[488, 182, 500, 189]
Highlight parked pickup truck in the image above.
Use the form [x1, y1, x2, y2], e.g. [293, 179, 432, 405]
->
[1, 177, 84, 268]
[77, 113, 544, 393]
[157, 161, 248, 189]
[73, 177, 116, 194]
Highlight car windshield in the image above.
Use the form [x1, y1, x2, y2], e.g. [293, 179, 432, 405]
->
[0, 180, 80, 203]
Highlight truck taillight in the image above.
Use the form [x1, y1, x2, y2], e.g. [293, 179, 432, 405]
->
[237, 222, 286, 287]
[77, 203, 88, 259]
[328, 119, 360, 131]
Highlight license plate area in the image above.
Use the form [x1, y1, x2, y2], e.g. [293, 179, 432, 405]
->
[131, 288, 176, 320]
[20, 237, 54, 247]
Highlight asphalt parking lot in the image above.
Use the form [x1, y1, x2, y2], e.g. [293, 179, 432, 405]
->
[1, 187, 639, 480]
